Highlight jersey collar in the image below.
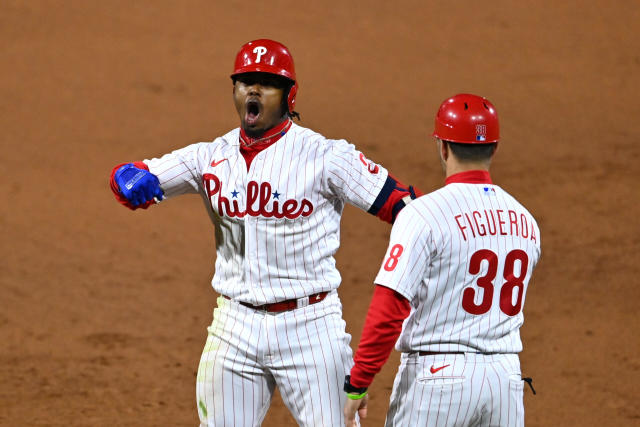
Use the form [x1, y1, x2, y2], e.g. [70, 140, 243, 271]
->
[239, 119, 292, 149]
[445, 170, 493, 185]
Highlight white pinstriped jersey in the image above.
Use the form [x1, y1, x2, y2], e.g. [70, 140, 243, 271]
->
[143, 123, 388, 305]
[374, 181, 541, 353]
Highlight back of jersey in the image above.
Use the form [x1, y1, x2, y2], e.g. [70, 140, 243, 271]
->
[374, 179, 541, 354]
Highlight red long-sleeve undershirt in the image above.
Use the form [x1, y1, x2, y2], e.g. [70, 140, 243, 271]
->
[349, 285, 412, 388]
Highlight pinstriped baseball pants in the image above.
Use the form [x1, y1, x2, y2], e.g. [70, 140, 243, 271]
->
[196, 293, 357, 426]
[385, 353, 524, 427]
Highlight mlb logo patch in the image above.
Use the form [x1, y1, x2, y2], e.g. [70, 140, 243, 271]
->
[476, 124, 487, 141]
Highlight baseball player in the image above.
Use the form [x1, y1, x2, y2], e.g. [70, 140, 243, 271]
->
[343, 94, 541, 427]
[109, 39, 419, 426]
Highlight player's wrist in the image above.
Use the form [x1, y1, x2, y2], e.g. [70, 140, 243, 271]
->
[344, 375, 368, 399]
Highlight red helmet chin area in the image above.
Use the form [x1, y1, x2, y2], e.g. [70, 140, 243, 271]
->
[433, 94, 499, 144]
[232, 39, 298, 114]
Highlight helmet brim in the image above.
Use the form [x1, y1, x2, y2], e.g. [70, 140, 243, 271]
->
[231, 66, 295, 82]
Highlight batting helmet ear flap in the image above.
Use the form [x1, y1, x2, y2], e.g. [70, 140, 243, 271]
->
[287, 81, 298, 114]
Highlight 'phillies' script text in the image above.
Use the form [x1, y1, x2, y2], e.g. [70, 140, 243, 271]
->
[203, 173, 314, 219]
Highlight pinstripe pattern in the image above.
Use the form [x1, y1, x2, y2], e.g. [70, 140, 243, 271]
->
[196, 293, 354, 426]
[375, 183, 541, 353]
[143, 124, 388, 305]
[373, 181, 539, 426]
[385, 353, 524, 427]
[145, 124, 384, 424]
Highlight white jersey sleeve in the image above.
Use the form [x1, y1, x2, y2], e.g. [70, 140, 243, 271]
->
[373, 204, 432, 301]
[142, 142, 214, 200]
[325, 139, 389, 211]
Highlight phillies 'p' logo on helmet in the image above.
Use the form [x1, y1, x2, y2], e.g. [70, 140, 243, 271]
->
[231, 39, 298, 114]
[433, 94, 499, 144]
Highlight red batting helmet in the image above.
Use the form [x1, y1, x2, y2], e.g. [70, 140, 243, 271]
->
[231, 39, 298, 114]
[433, 94, 499, 144]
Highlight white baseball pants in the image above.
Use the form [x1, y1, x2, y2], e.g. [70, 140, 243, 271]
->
[196, 293, 356, 426]
[385, 353, 525, 427]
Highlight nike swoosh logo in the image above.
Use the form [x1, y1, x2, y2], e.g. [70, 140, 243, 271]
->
[430, 364, 450, 374]
[211, 158, 228, 167]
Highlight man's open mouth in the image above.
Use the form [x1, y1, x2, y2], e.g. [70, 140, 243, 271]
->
[245, 100, 261, 126]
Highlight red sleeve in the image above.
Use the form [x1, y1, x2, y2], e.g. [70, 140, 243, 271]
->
[349, 284, 412, 388]
[109, 161, 155, 210]
[368, 173, 423, 224]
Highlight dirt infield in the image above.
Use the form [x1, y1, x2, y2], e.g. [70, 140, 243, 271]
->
[2, 1, 639, 425]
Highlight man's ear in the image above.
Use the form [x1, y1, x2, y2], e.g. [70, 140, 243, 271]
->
[440, 140, 449, 161]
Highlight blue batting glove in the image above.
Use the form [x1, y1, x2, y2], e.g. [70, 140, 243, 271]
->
[114, 163, 164, 207]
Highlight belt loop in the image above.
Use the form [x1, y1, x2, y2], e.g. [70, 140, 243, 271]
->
[297, 295, 310, 309]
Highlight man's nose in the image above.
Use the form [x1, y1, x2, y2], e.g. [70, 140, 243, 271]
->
[247, 83, 261, 95]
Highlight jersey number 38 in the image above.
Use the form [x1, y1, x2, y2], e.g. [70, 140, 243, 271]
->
[462, 249, 529, 316]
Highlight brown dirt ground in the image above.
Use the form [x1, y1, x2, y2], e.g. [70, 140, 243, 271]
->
[2, 1, 639, 426]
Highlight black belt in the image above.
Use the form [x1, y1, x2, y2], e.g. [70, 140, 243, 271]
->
[223, 292, 329, 313]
